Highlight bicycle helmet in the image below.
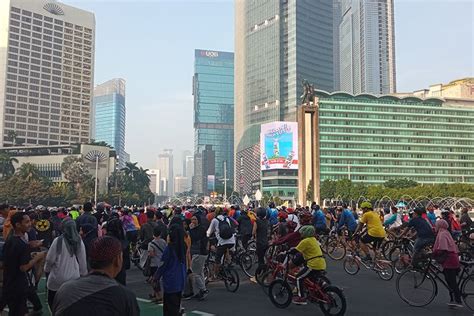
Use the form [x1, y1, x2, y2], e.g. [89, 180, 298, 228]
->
[299, 225, 315, 238]
[299, 211, 312, 225]
[360, 201, 373, 210]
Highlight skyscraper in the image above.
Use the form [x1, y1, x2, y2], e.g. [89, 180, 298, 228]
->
[0, 0, 95, 147]
[157, 149, 173, 196]
[339, 0, 396, 95]
[93, 78, 126, 168]
[234, 0, 334, 194]
[193, 49, 234, 192]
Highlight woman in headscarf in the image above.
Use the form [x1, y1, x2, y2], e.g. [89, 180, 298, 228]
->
[433, 219, 462, 308]
[105, 218, 130, 285]
[44, 219, 87, 309]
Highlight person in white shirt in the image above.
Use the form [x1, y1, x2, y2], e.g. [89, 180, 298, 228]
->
[44, 219, 87, 309]
[206, 208, 235, 279]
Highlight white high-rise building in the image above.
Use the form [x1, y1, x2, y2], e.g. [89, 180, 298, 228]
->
[184, 155, 194, 189]
[339, 0, 396, 95]
[147, 169, 161, 196]
[0, 0, 95, 146]
[157, 149, 173, 196]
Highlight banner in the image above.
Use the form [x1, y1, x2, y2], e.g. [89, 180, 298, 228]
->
[260, 122, 298, 170]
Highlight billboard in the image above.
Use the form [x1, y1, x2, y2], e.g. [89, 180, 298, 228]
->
[260, 122, 298, 170]
[207, 175, 216, 191]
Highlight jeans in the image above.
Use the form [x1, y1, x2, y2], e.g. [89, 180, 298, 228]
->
[413, 237, 434, 253]
[444, 268, 462, 303]
[190, 254, 207, 292]
[163, 292, 182, 316]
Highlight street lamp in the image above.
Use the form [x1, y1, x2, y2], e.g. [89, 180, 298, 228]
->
[85, 150, 107, 207]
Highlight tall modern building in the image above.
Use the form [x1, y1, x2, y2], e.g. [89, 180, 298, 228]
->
[92, 78, 126, 168]
[193, 49, 234, 193]
[234, 0, 334, 195]
[147, 169, 161, 196]
[0, 0, 95, 146]
[184, 154, 194, 189]
[339, 0, 396, 95]
[157, 149, 173, 196]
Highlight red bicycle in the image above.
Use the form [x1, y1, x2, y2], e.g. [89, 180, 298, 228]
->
[268, 253, 346, 315]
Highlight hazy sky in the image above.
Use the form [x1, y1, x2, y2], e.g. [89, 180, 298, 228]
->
[61, 0, 473, 171]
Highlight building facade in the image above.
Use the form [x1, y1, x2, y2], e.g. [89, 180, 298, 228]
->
[193, 49, 234, 193]
[93, 78, 126, 168]
[339, 0, 396, 95]
[157, 149, 173, 197]
[147, 168, 161, 196]
[193, 145, 215, 195]
[1, 143, 115, 193]
[234, 0, 334, 195]
[0, 0, 95, 147]
[313, 91, 474, 185]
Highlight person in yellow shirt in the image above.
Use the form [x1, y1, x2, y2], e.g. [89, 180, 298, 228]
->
[289, 225, 326, 305]
[354, 201, 386, 262]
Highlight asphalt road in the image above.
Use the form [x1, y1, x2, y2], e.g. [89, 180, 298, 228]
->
[126, 259, 472, 316]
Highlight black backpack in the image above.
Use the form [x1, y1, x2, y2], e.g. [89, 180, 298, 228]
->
[217, 217, 233, 240]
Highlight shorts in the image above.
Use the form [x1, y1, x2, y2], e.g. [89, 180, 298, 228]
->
[216, 244, 234, 264]
[315, 227, 329, 235]
[360, 234, 384, 249]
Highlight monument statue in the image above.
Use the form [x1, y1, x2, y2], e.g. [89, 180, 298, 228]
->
[300, 79, 315, 105]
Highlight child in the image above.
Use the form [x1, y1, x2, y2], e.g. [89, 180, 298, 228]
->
[290, 225, 326, 305]
[148, 226, 167, 303]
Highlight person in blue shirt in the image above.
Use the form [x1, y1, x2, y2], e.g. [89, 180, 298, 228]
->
[427, 206, 437, 226]
[267, 203, 279, 226]
[336, 206, 357, 237]
[154, 223, 187, 316]
[312, 205, 328, 235]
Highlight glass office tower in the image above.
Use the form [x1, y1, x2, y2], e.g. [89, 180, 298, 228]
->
[93, 78, 126, 168]
[193, 49, 234, 193]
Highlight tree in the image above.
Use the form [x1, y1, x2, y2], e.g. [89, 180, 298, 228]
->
[17, 163, 42, 181]
[306, 180, 314, 202]
[0, 153, 18, 179]
[320, 179, 336, 200]
[384, 178, 418, 189]
[88, 139, 113, 148]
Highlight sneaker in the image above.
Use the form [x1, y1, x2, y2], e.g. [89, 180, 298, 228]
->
[448, 302, 464, 308]
[292, 296, 307, 305]
[182, 293, 194, 300]
[195, 290, 208, 301]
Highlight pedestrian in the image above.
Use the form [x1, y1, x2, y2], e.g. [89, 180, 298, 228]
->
[75, 202, 98, 238]
[154, 224, 187, 316]
[2, 212, 45, 315]
[187, 215, 209, 300]
[44, 219, 87, 310]
[148, 226, 167, 303]
[433, 219, 463, 308]
[105, 218, 130, 285]
[237, 209, 253, 249]
[253, 207, 269, 275]
[52, 236, 140, 316]
[460, 207, 472, 233]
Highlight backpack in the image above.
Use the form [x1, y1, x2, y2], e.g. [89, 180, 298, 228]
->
[217, 217, 234, 240]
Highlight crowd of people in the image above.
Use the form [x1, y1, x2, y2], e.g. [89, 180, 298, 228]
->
[0, 200, 469, 315]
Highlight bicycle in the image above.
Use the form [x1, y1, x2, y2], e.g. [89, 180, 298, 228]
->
[203, 240, 240, 292]
[324, 227, 349, 261]
[130, 240, 144, 271]
[268, 253, 346, 315]
[396, 257, 474, 310]
[342, 237, 394, 281]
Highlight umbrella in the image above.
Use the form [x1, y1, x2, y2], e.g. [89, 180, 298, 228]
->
[396, 201, 407, 208]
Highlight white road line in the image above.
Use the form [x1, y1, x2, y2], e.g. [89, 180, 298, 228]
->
[136, 297, 152, 303]
[189, 311, 215, 316]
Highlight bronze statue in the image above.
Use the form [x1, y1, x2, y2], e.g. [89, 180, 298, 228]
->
[300, 79, 315, 105]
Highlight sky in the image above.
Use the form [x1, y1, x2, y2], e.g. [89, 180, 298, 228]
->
[61, 0, 473, 171]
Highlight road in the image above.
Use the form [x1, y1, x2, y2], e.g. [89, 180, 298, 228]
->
[126, 258, 472, 316]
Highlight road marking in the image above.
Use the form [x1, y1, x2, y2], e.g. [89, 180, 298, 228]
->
[188, 311, 215, 316]
[137, 297, 152, 303]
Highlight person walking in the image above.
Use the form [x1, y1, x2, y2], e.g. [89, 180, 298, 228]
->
[188, 215, 209, 300]
[44, 219, 87, 310]
[154, 224, 187, 316]
[433, 219, 463, 308]
[105, 218, 130, 285]
[148, 226, 167, 303]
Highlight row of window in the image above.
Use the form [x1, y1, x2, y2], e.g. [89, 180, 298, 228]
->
[320, 175, 470, 183]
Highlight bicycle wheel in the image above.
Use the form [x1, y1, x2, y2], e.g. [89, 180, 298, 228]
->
[462, 274, 474, 311]
[260, 270, 277, 294]
[343, 256, 360, 275]
[240, 253, 257, 278]
[393, 254, 411, 274]
[396, 268, 437, 307]
[376, 260, 394, 281]
[318, 286, 347, 316]
[223, 266, 240, 292]
[268, 279, 292, 309]
[327, 239, 346, 261]
[387, 246, 402, 262]
[381, 240, 395, 260]
[203, 263, 211, 285]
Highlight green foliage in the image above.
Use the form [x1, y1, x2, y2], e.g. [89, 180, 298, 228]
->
[0, 153, 18, 179]
[306, 180, 314, 202]
[384, 178, 419, 189]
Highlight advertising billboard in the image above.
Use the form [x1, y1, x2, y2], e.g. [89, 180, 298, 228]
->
[260, 122, 298, 170]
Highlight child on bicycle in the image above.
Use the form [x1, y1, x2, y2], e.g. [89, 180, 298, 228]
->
[289, 225, 326, 305]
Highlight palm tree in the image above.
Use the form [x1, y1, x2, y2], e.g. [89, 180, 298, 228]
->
[17, 163, 42, 181]
[137, 167, 151, 188]
[0, 153, 18, 178]
[121, 162, 139, 178]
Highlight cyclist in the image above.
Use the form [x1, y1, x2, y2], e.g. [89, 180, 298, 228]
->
[273, 221, 301, 249]
[312, 205, 328, 235]
[400, 207, 434, 264]
[206, 208, 236, 280]
[353, 201, 386, 262]
[336, 206, 357, 238]
[384, 206, 403, 235]
[289, 225, 326, 305]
